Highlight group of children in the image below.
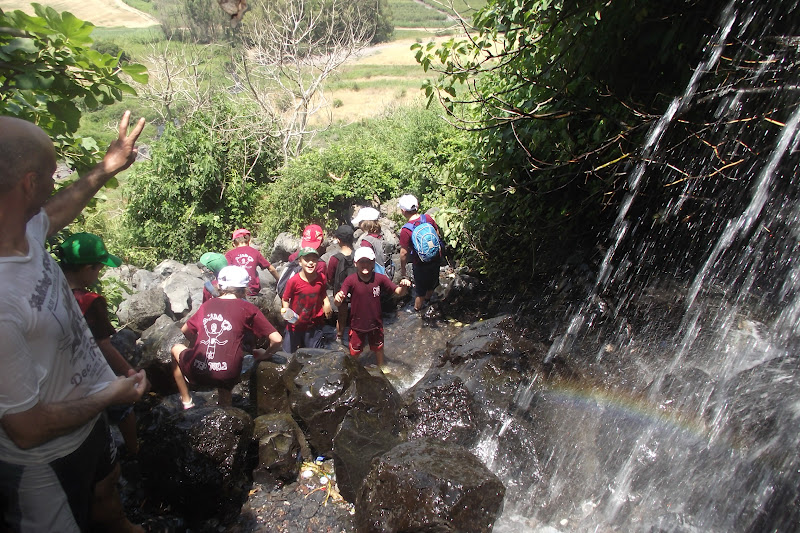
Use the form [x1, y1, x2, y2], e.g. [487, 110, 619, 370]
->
[61, 194, 440, 413]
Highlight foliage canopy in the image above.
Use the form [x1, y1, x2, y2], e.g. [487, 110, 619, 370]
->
[0, 3, 148, 172]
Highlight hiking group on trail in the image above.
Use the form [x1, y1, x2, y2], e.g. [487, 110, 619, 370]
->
[0, 111, 446, 531]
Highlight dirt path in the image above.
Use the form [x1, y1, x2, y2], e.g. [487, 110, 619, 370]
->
[0, 0, 158, 28]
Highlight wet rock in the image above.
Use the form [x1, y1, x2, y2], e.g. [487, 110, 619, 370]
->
[138, 315, 185, 394]
[332, 396, 406, 502]
[442, 315, 513, 365]
[250, 358, 292, 416]
[355, 438, 505, 533]
[116, 286, 169, 333]
[287, 349, 404, 459]
[436, 269, 497, 323]
[402, 371, 477, 446]
[253, 413, 311, 487]
[137, 400, 254, 525]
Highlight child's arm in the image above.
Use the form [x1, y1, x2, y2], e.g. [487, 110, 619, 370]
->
[181, 322, 198, 346]
[322, 294, 333, 319]
[394, 278, 412, 297]
[268, 264, 279, 281]
[334, 290, 347, 305]
[281, 298, 291, 311]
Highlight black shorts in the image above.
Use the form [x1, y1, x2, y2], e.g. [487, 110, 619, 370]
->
[412, 260, 440, 297]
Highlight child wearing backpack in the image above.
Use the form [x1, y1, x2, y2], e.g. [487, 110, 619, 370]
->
[326, 225, 356, 341]
[281, 247, 333, 352]
[170, 265, 282, 409]
[398, 194, 443, 311]
[352, 206, 393, 278]
[225, 228, 279, 297]
[334, 246, 411, 370]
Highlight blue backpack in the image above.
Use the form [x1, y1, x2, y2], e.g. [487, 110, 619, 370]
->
[403, 214, 441, 262]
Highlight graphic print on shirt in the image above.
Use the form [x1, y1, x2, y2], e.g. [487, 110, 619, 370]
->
[201, 313, 232, 360]
[232, 253, 255, 269]
[373, 286, 381, 298]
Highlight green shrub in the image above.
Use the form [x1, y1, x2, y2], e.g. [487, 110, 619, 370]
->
[116, 97, 281, 267]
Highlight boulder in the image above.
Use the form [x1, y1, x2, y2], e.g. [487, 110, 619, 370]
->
[286, 350, 404, 459]
[152, 259, 185, 279]
[270, 232, 301, 263]
[138, 401, 254, 525]
[355, 438, 505, 533]
[162, 271, 204, 317]
[138, 314, 185, 394]
[250, 358, 292, 416]
[252, 413, 311, 486]
[116, 287, 169, 333]
[110, 327, 143, 369]
[402, 371, 477, 447]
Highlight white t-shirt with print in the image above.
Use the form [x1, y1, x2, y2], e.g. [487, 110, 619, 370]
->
[0, 210, 116, 465]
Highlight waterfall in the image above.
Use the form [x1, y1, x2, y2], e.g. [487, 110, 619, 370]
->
[488, 2, 800, 531]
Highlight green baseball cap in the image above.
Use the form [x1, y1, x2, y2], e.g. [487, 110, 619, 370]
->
[59, 233, 122, 267]
[199, 252, 228, 275]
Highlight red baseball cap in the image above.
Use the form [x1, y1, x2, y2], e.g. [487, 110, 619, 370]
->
[301, 224, 323, 249]
[232, 228, 250, 239]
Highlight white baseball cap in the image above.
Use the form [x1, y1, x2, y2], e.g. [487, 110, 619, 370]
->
[398, 194, 418, 212]
[354, 246, 376, 262]
[217, 265, 251, 288]
[351, 207, 380, 226]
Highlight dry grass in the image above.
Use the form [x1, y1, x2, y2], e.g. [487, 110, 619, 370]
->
[0, 0, 158, 27]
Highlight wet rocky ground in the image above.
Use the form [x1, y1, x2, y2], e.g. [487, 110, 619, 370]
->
[120, 444, 356, 532]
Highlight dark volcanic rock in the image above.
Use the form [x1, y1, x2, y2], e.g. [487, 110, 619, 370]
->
[137, 400, 254, 525]
[402, 371, 477, 446]
[355, 438, 505, 533]
[253, 413, 311, 487]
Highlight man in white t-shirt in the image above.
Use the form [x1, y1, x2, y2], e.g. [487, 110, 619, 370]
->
[0, 112, 148, 532]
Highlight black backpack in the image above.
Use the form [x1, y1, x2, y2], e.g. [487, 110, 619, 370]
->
[332, 252, 356, 293]
[276, 259, 301, 298]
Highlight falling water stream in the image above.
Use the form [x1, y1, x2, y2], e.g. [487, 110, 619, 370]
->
[476, 2, 800, 531]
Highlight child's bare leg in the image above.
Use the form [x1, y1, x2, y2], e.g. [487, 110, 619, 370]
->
[414, 295, 425, 311]
[170, 345, 192, 404]
[374, 347, 385, 368]
[217, 388, 232, 407]
[118, 411, 139, 455]
[91, 462, 144, 533]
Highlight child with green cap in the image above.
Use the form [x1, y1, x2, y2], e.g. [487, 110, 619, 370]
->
[199, 252, 229, 302]
[58, 232, 148, 455]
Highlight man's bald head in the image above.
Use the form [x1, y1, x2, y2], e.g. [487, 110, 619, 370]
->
[0, 116, 58, 192]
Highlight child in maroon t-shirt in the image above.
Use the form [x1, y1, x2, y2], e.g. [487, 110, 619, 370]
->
[170, 265, 282, 409]
[334, 246, 411, 369]
[225, 228, 279, 297]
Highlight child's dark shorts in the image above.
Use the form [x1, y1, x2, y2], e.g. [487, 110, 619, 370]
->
[348, 327, 384, 357]
[411, 260, 440, 297]
[282, 324, 325, 353]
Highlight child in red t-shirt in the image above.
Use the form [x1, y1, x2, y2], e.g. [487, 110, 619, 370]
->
[170, 265, 282, 409]
[281, 247, 333, 352]
[334, 246, 411, 369]
[225, 228, 279, 297]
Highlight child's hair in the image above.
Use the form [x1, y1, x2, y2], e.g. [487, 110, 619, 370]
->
[219, 286, 247, 298]
[233, 235, 250, 246]
[360, 220, 382, 235]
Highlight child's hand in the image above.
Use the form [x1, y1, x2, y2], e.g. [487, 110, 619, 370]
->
[334, 290, 345, 305]
[399, 278, 412, 288]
